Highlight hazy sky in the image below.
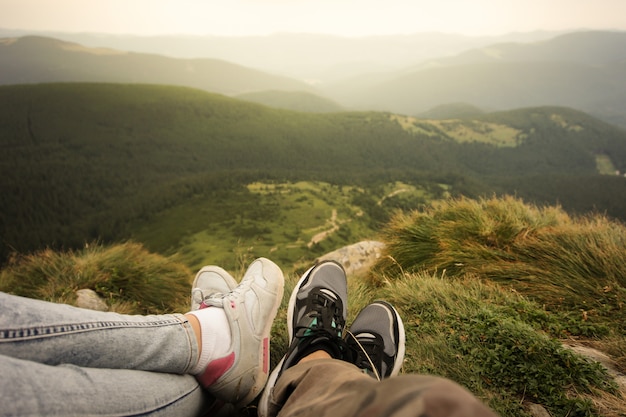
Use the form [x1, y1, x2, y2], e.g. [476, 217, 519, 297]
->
[2, 0, 626, 37]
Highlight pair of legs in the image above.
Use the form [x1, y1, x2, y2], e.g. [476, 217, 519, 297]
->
[0, 258, 285, 417]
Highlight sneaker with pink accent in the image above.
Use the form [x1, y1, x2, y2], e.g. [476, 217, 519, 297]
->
[196, 258, 284, 409]
[189, 265, 239, 416]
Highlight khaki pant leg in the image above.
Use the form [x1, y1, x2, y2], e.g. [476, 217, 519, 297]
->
[268, 359, 498, 417]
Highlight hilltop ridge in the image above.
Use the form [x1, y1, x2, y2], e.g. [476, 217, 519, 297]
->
[0, 35, 313, 95]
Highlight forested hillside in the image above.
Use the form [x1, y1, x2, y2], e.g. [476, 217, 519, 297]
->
[1, 83, 626, 265]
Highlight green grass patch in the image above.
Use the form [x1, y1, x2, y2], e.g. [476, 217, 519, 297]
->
[375, 196, 626, 326]
[551, 114, 584, 132]
[377, 273, 619, 417]
[132, 181, 399, 272]
[429, 119, 522, 147]
[373, 195, 626, 415]
[596, 154, 617, 175]
[390, 114, 522, 147]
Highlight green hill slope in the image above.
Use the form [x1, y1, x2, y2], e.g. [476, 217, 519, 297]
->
[0, 36, 313, 95]
[0, 83, 451, 264]
[2, 83, 626, 267]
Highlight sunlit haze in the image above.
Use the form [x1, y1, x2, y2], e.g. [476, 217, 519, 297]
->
[1, 0, 626, 37]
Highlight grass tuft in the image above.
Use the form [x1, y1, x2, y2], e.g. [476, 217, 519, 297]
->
[0, 242, 191, 314]
[375, 196, 626, 325]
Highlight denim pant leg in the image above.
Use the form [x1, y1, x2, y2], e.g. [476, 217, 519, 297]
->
[0, 292, 213, 416]
[1, 354, 211, 417]
[0, 292, 198, 373]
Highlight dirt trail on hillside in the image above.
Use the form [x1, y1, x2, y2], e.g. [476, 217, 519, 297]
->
[377, 188, 408, 205]
[308, 209, 339, 248]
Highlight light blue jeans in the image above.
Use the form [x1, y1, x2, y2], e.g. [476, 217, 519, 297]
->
[0, 291, 213, 416]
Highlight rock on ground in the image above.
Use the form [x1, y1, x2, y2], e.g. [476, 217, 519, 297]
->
[316, 240, 385, 276]
[75, 289, 109, 311]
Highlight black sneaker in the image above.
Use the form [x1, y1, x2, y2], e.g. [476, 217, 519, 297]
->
[258, 261, 348, 417]
[345, 301, 405, 380]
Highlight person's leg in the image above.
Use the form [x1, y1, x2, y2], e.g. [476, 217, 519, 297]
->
[271, 359, 498, 417]
[0, 290, 199, 374]
[1, 353, 212, 417]
[0, 258, 284, 415]
[0, 264, 239, 417]
[261, 285, 407, 417]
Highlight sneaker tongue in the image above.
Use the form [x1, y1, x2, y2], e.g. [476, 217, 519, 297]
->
[295, 288, 336, 323]
[302, 317, 318, 336]
[355, 333, 382, 361]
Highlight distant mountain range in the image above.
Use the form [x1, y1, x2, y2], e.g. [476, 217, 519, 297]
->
[415, 31, 626, 68]
[2, 31, 626, 128]
[0, 29, 566, 82]
[0, 36, 313, 95]
[324, 31, 626, 127]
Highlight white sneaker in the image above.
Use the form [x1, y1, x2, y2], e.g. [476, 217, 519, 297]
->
[195, 258, 284, 409]
[189, 265, 239, 416]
